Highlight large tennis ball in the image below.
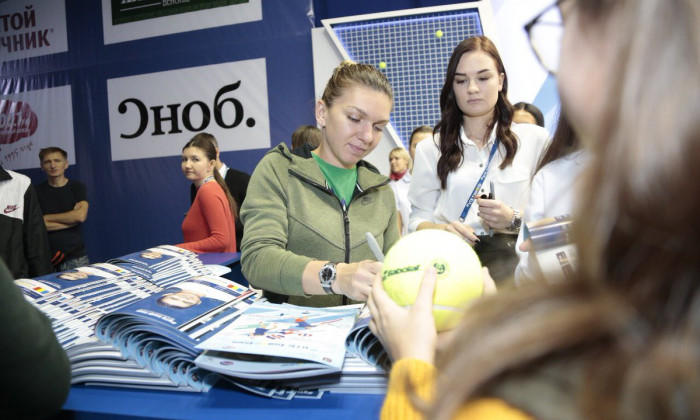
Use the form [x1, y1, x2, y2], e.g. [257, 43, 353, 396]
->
[381, 229, 483, 331]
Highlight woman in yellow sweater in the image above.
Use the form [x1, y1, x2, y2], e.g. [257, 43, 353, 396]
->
[368, 0, 700, 419]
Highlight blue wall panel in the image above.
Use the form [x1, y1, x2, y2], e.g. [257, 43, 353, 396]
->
[4, 0, 317, 263]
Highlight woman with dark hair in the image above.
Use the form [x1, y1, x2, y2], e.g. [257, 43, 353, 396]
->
[408, 36, 549, 282]
[408, 125, 433, 165]
[513, 102, 545, 127]
[177, 133, 237, 253]
[370, 0, 700, 418]
[514, 109, 586, 285]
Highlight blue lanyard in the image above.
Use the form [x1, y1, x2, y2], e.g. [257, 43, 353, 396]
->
[458, 139, 500, 222]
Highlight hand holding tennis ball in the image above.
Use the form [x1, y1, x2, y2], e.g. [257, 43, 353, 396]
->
[380, 229, 484, 331]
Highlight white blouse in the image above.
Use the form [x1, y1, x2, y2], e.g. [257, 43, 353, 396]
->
[390, 172, 412, 237]
[408, 123, 550, 235]
[514, 150, 589, 286]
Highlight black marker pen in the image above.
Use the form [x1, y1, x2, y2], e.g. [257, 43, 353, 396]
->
[488, 181, 495, 237]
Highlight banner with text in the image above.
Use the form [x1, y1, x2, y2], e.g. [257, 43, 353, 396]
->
[0, 85, 75, 170]
[102, 0, 262, 44]
[107, 58, 270, 161]
[0, 0, 68, 62]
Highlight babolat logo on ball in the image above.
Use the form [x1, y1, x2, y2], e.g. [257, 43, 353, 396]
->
[431, 259, 449, 278]
[382, 264, 421, 280]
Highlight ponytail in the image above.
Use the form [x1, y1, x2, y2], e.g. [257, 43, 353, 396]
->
[213, 170, 238, 219]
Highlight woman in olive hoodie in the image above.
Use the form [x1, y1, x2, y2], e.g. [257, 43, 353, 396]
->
[241, 62, 399, 308]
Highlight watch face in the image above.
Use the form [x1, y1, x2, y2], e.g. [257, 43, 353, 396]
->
[320, 264, 336, 285]
[512, 216, 522, 230]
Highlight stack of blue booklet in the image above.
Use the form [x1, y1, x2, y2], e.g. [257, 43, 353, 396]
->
[16, 245, 391, 396]
[16, 245, 257, 392]
[95, 274, 257, 391]
[106, 244, 211, 289]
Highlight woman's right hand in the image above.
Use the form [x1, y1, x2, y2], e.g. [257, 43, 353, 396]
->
[334, 260, 382, 301]
[367, 267, 438, 363]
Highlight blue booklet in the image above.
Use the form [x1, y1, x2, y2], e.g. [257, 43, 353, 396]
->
[96, 274, 258, 391]
[15, 245, 257, 392]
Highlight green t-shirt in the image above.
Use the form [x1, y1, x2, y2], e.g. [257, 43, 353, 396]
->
[312, 153, 357, 207]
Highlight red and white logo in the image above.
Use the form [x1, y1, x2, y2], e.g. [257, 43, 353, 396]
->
[0, 85, 75, 171]
[0, 100, 39, 146]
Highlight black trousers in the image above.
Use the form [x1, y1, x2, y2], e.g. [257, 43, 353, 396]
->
[473, 233, 518, 285]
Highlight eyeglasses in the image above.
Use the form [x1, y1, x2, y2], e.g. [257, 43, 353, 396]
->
[524, 0, 565, 75]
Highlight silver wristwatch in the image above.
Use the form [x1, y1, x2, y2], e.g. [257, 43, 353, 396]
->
[319, 262, 338, 294]
[508, 208, 522, 232]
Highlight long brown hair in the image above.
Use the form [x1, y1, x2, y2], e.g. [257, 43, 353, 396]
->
[426, 1, 700, 418]
[183, 133, 238, 219]
[435, 36, 518, 189]
[534, 108, 579, 174]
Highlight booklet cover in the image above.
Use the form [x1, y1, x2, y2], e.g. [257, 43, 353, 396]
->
[194, 302, 361, 380]
[345, 305, 391, 371]
[95, 274, 258, 391]
[523, 214, 577, 281]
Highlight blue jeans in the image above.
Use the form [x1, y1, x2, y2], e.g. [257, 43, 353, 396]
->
[59, 255, 90, 271]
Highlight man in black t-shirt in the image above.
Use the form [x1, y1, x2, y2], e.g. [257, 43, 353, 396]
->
[35, 147, 90, 270]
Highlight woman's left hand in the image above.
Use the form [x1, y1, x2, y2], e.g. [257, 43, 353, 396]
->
[476, 197, 514, 230]
[366, 267, 438, 364]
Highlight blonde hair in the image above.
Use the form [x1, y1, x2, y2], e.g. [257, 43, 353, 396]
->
[389, 147, 411, 171]
[321, 61, 394, 109]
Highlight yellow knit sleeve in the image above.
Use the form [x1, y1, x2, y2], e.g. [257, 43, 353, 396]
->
[380, 358, 436, 420]
[455, 398, 535, 420]
[381, 360, 535, 420]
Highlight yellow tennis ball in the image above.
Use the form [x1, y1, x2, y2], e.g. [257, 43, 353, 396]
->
[378, 61, 387, 69]
[381, 230, 483, 331]
[435, 30, 443, 38]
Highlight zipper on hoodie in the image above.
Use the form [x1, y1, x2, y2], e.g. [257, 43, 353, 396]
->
[340, 200, 350, 306]
[289, 169, 387, 306]
[289, 171, 352, 263]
